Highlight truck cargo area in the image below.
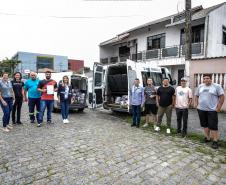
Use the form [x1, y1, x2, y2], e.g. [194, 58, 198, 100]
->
[104, 64, 128, 111]
[70, 75, 88, 110]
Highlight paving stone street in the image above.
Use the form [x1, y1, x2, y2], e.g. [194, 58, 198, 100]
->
[0, 106, 226, 185]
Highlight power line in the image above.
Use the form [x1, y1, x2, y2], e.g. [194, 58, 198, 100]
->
[0, 11, 143, 19]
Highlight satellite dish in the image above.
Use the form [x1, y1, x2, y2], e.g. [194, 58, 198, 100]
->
[177, 0, 185, 13]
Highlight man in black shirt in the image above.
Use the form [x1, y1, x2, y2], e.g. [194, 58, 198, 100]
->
[11, 72, 25, 124]
[156, 78, 175, 134]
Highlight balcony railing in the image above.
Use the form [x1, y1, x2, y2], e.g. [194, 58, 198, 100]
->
[100, 42, 204, 64]
[134, 42, 204, 61]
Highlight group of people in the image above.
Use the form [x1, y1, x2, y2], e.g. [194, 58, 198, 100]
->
[130, 74, 225, 149]
[0, 71, 74, 132]
[1, 71, 225, 149]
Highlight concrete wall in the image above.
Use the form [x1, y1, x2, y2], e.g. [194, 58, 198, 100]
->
[207, 3, 226, 57]
[16, 52, 68, 72]
[190, 57, 226, 111]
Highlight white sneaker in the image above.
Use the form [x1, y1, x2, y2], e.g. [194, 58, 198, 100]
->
[65, 119, 69, 123]
[2, 127, 10, 132]
[143, 123, 148, 128]
[7, 125, 13, 130]
[155, 126, 160, 132]
[166, 128, 171, 134]
[63, 119, 66, 124]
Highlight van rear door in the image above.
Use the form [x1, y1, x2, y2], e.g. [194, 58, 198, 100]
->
[92, 63, 104, 108]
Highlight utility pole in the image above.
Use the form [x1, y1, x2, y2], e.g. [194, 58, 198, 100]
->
[185, 0, 192, 81]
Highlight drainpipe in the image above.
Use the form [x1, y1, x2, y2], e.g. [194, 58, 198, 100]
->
[204, 15, 209, 58]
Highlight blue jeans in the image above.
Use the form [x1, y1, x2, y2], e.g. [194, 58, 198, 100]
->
[132, 105, 141, 125]
[0, 98, 13, 127]
[39, 100, 54, 123]
[60, 100, 69, 119]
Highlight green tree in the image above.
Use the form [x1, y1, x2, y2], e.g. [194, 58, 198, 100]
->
[0, 58, 21, 77]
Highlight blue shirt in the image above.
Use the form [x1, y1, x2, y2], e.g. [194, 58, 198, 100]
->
[130, 85, 145, 105]
[24, 79, 41, 98]
[0, 80, 13, 98]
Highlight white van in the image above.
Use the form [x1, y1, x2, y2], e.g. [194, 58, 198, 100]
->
[37, 72, 88, 112]
[92, 59, 175, 112]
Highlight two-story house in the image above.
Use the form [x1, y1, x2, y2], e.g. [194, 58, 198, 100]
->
[99, 2, 226, 84]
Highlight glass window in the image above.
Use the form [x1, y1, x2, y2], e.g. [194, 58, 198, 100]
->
[142, 72, 162, 86]
[95, 73, 102, 87]
[37, 56, 54, 70]
[223, 26, 226, 45]
[147, 33, 165, 50]
[180, 25, 204, 45]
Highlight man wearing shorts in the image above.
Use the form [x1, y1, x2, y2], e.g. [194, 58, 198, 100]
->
[143, 79, 157, 128]
[195, 74, 224, 149]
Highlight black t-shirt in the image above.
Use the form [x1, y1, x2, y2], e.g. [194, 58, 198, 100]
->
[11, 80, 24, 98]
[157, 86, 175, 107]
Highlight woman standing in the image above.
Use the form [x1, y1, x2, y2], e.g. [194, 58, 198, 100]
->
[0, 73, 14, 132]
[57, 76, 72, 123]
[11, 72, 24, 124]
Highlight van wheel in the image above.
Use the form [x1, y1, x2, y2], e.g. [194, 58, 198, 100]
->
[78, 108, 84, 112]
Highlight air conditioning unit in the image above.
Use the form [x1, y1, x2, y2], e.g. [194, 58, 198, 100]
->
[127, 40, 136, 47]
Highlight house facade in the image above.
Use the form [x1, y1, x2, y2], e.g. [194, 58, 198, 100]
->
[13, 51, 68, 73]
[99, 3, 226, 84]
[190, 57, 226, 111]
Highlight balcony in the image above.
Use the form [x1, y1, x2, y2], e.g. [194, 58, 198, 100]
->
[132, 42, 203, 61]
[100, 42, 204, 65]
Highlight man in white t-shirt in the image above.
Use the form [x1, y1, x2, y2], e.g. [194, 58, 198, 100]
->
[175, 77, 193, 137]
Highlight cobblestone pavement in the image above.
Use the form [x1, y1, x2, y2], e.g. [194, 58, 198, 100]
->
[0, 106, 226, 185]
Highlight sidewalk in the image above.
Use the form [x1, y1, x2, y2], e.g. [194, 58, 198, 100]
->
[166, 109, 226, 141]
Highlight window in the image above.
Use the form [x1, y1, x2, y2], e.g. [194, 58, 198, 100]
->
[147, 33, 165, 50]
[119, 46, 130, 57]
[223, 26, 226, 45]
[180, 25, 204, 45]
[142, 72, 162, 86]
[37, 56, 54, 70]
[94, 73, 102, 87]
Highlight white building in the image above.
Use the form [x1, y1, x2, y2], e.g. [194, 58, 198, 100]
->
[99, 3, 226, 84]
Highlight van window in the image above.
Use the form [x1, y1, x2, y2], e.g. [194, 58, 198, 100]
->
[142, 72, 162, 86]
[94, 73, 102, 87]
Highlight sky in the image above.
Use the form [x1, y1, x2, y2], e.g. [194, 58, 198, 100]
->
[0, 0, 225, 67]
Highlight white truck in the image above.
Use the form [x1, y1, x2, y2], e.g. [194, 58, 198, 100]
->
[92, 59, 176, 112]
[37, 72, 88, 112]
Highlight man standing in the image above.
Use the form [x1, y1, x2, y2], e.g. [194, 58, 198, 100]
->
[37, 71, 57, 127]
[156, 78, 175, 134]
[175, 77, 193, 137]
[143, 78, 157, 128]
[24, 71, 41, 124]
[195, 74, 224, 149]
[130, 78, 144, 128]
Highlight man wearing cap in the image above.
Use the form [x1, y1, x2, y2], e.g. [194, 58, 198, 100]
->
[195, 74, 225, 149]
[175, 77, 193, 137]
